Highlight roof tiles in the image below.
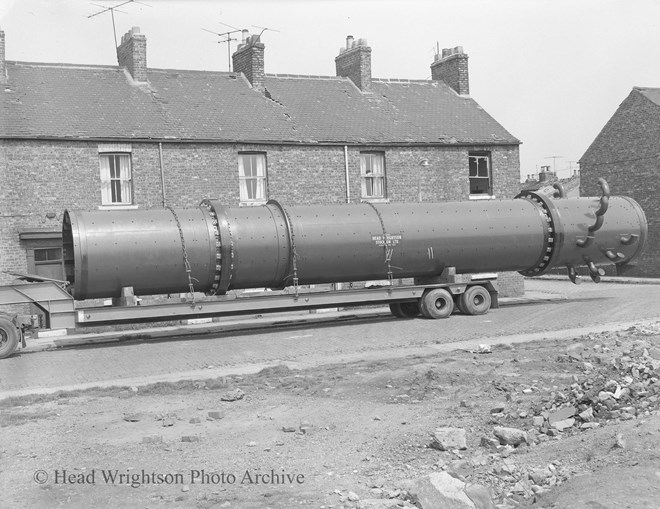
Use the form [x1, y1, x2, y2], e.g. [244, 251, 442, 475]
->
[1, 61, 519, 145]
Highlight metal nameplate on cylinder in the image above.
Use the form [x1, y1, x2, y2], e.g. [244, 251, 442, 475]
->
[371, 234, 402, 247]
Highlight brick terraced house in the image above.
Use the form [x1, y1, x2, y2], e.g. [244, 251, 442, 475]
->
[0, 27, 524, 296]
[580, 87, 660, 276]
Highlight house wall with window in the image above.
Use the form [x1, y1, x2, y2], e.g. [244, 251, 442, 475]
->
[0, 28, 525, 297]
[0, 138, 522, 295]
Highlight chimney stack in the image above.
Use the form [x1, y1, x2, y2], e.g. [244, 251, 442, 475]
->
[335, 35, 372, 92]
[431, 46, 469, 95]
[0, 27, 6, 84]
[232, 33, 265, 92]
[538, 166, 553, 182]
[117, 27, 147, 82]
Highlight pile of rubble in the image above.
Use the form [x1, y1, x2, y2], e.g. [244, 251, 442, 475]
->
[528, 326, 660, 437]
[334, 325, 660, 509]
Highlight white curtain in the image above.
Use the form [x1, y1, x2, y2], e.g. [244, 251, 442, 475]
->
[100, 154, 132, 204]
[361, 153, 384, 198]
[100, 155, 112, 204]
[239, 154, 266, 202]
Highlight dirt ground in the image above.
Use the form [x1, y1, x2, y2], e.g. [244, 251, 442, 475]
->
[2, 322, 660, 509]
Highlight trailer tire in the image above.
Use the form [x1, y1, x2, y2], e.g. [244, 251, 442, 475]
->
[459, 286, 491, 315]
[389, 302, 420, 318]
[0, 316, 20, 360]
[420, 288, 454, 319]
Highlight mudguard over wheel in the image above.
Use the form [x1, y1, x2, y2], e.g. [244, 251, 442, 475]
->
[458, 285, 492, 315]
[0, 315, 20, 359]
[420, 288, 454, 319]
[389, 301, 421, 318]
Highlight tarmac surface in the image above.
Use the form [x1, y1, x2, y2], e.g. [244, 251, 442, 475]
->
[1, 277, 660, 398]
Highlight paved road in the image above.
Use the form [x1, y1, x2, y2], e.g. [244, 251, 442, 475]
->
[1, 279, 659, 397]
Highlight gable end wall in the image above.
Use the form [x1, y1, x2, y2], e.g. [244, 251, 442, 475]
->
[580, 90, 660, 276]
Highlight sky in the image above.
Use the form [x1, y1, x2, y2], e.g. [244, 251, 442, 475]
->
[2, 0, 660, 181]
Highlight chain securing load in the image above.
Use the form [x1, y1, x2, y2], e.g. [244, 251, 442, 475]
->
[166, 206, 197, 306]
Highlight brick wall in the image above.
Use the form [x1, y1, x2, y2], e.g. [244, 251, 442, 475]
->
[431, 48, 469, 96]
[335, 42, 372, 92]
[0, 139, 523, 295]
[116, 28, 147, 82]
[580, 89, 660, 276]
[232, 39, 265, 91]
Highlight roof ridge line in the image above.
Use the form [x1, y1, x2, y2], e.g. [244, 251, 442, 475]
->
[266, 73, 344, 80]
[372, 78, 432, 84]
[7, 61, 242, 76]
[7, 60, 117, 70]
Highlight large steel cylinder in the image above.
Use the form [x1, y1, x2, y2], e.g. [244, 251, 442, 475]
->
[62, 208, 219, 299]
[62, 190, 647, 300]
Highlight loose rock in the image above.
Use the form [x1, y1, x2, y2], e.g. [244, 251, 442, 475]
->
[402, 472, 478, 509]
[551, 418, 575, 431]
[221, 388, 245, 402]
[493, 426, 527, 446]
[578, 407, 594, 422]
[490, 403, 506, 414]
[464, 483, 496, 509]
[480, 437, 499, 450]
[613, 433, 626, 449]
[548, 406, 576, 425]
[430, 427, 467, 451]
[347, 491, 360, 501]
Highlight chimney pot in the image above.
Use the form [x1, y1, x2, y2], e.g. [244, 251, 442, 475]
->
[346, 35, 354, 49]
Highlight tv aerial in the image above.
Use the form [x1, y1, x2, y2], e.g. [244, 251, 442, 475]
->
[544, 155, 564, 175]
[252, 25, 280, 42]
[202, 21, 245, 72]
[87, 0, 151, 52]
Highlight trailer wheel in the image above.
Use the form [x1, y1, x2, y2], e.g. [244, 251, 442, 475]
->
[389, 302, 420, 318]
[0, 316, 20, 360]
[420, 288, 454, 319]
[459, 286, 491, 315]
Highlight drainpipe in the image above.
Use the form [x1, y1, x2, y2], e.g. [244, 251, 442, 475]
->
[159, 142, 166, 207]
[344, 145, 350, 203]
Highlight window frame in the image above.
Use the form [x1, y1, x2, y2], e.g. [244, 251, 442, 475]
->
[21, 239, 65, 282]
[360, 152, 387, 200]
[238, 152, 268, 205]
[99, 152, 133, 206]
[468, 151, 493, 198]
